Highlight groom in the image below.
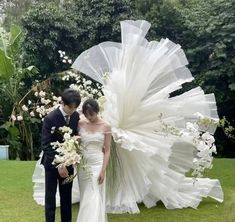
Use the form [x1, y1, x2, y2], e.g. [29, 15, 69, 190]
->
[41, 88, 81, 222]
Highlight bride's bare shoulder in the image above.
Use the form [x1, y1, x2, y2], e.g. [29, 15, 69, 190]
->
[79, 115, 89, 126]
[100, 120, 111, 132]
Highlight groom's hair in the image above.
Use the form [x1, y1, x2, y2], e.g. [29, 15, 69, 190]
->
[61, 88, 81, 107]
[82, 98, 99, 115]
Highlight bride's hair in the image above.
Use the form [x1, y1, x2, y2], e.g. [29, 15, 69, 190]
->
[82, 98, 99, 115]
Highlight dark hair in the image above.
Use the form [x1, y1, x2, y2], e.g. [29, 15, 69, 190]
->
[82, 98, 99, 115]
[61, 88, 81, 107]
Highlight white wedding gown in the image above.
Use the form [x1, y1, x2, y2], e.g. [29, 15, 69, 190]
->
[32, 20, 224, 217]
[76, 128, 107, 222]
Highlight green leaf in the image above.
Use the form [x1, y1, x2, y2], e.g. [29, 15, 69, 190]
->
[8, 126, 20, 138]
[0, 121, 12, 131]
[9, 24, 22, 47]
[0, 28, 8, 53]
[30, 118, 41, 124]
[0, 49, 15, 79]
[25, 65, 38, 75]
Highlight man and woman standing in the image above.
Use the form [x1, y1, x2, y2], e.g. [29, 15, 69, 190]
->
[41, 88, 111, 222]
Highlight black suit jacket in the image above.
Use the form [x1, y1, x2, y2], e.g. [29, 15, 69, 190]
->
[41, 108, 80, 169]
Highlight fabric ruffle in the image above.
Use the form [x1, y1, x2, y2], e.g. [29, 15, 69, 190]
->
[72, 20, 223, 213]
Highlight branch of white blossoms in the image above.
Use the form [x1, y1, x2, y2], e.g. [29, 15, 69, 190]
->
[157, 112, 218, 178]
[11, 89, 61, 123]
[61, 69, 103, 102]
[58, 50, 72, 64]
[58, 49, 103, 101]
[184, 120, 216, 178]
[14, 51, 103, 122]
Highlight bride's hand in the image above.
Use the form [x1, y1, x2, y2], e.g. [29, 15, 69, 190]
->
[74, 135, 81, 141]
[98, 170, 105, 184]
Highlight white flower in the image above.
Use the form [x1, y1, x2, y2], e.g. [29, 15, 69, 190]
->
[186, 122, 199, 132]
[211, 144, 217, 153]
[201, 132, 215, 145]
[68, 59, 72, 64]
[39, 91, 46, 97]
[11, 115, 16, 121]
[51, 127, 83, 168]
[28, 100, 32, 105]
[17, 115, 23, 121]
[64, 133, 71, 140]
[62, 59, 66, 63]
[59, 126, 72, 134]
[41, 99, 47, 105]
[30, 111, 35, 117]
[22, 105, 28, 111]
[34, 92, 39, 97]
[36, 106, 41, 113]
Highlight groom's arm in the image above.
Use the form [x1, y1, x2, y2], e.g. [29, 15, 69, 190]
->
[41, 116, 54, 156]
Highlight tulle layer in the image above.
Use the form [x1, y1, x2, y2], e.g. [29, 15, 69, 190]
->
[72, 20, 223, 212]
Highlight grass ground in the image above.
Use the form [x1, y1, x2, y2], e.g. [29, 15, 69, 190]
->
[0, 159, 234, 222]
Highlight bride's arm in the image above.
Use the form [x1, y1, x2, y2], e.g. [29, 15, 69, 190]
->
[98, 124, 111, 184]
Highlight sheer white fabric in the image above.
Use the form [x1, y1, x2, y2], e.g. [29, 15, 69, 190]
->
[72, 20, 223, 213]
[32, 20, 224, 215]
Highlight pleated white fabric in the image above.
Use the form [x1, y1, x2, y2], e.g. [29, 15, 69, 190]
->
[72, 20, 224, 213]
[32, 20, 224, 216]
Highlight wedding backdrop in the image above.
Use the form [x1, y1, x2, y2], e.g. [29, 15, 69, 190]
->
[0, 0, 234, 222]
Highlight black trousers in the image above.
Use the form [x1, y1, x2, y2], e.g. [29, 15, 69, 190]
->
[45, 166, 74, 222]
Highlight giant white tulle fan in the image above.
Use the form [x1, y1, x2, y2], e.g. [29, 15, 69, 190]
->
[72, 20, 223, 212]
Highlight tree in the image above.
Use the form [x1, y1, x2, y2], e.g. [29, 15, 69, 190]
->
[0, 0, 64, 28]
[0, 24, 39, 160]
[137, 0, 235, 156]
[177, 0, 235, 157]
[21, 0, 137, 75]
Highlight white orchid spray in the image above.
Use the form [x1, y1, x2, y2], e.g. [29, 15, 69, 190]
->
[184, 120, 217, 178]
[50, 126, 91, 184]
[157, 112, 218, 178]
[50, 126, 83, 168]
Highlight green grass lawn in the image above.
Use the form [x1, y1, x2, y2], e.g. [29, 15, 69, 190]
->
[0, 159, 234, 222]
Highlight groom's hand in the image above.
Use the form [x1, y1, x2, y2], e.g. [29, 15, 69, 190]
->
[58, 166, 69, 178]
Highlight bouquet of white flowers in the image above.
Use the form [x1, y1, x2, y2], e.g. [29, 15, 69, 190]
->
[51, 126, 82, 168]
[50, 126, 83, 184]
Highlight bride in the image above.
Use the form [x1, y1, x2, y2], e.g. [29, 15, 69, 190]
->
[77, 98, 111, 222]
[33, 19, 224, 220]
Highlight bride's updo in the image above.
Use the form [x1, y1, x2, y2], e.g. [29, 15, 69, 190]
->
[82, 98, 99, 115]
